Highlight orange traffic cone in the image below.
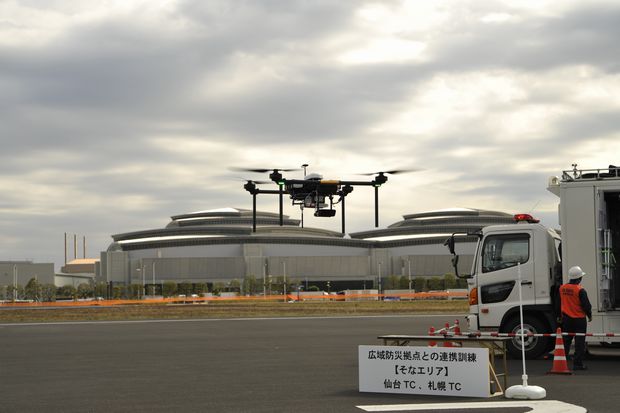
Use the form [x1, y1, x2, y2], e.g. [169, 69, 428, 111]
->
[443, 322, 453, 347]
[452, 319, 463, 347]
[548, 327, 572, 375]
[428, 326, 436, 347]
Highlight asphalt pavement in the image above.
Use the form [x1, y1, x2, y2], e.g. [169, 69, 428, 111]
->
[0, 314, 618, 412]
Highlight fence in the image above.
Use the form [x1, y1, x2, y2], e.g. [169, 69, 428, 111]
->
[0, 290, 467, 307]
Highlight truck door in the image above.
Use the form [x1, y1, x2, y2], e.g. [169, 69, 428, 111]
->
[476, 231, 534, 328]
[598, 190, 620, 309]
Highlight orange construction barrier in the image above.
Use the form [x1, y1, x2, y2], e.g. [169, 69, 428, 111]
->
[0, 289, 469, 308]
[548, 327, 572, 375]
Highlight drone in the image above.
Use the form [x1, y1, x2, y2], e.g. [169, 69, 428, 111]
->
[232, 165, 418, 234]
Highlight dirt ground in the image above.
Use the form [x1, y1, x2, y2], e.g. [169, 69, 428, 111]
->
[0, 300, 468, 323]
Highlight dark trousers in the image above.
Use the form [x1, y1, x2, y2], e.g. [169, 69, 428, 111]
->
[562, 315, 587, 366]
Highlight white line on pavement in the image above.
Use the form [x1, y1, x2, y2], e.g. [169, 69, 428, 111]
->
[357, 400, 586, 412]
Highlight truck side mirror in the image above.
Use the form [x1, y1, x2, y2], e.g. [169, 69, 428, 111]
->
[444, 236, 456, 255]
[444, 235, 464, 278]
[451, 255, 459, 268]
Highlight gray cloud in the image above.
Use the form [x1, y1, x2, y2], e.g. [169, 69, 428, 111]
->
[2, 0, 619, 269]
[427, 3, 620, 73]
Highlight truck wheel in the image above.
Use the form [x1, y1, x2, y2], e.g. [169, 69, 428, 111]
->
[502, 317, 550, 359]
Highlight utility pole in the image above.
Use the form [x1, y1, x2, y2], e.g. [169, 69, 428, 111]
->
[13, 264, 17, 301]
[378, 262, 382, 297]
[137, 262, 145, 299]
[407, 259, 412, 291]
[283, 261, 287, 302]
[152, 261, 156, 296]
[263, 262, 267, 298]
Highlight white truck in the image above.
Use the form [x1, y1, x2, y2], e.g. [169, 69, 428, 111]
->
[445, 164, 620, 358]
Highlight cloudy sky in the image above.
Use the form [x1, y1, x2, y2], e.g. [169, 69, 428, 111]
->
[3, 0, 620, 270]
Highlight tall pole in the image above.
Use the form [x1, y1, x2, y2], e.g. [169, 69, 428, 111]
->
[504, 261, 546, 398]
[13, 264, 17, 301]
[517, 263, 528, 382]
[283, 261, 287, 302]
[83, 236, 86, 259]
[74, 234, 77, 260]
[408, 259, 412, 291]
[64, 232, 67, 265]
[263, 262, 267, 298]
[152, 261, 156, 296]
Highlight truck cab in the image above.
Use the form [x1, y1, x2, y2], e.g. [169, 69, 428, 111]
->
[465, 217, 562, 358]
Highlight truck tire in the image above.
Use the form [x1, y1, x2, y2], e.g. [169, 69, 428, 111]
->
[502, 316, 550, 359]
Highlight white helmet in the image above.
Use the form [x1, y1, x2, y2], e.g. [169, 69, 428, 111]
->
[568, 266, 586, 280]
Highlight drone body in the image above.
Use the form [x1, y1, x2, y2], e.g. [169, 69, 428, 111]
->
[232, 166, 418, 233]
[286, 174, 340, 211]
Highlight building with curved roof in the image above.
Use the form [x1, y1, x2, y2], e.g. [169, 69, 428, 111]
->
[350, 208, 514, 241]
[99, 207, 517, 292]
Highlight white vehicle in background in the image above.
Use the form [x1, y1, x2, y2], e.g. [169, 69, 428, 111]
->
[445, 164, 620, 358]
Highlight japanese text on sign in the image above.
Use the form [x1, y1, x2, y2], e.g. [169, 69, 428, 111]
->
[359, 345, 490, 398]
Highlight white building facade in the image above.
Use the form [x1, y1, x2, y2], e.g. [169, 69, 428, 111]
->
[99, 207, 516, 291]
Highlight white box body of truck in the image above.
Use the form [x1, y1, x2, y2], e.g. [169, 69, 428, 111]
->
[449, 165, 620, 358]
[552, 166, 620, 337]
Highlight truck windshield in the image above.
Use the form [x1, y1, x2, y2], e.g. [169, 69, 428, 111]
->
[482, 233, 530, 273]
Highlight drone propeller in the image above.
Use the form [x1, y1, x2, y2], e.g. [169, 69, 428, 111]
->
[232, 177, 271, 185]
[229, 167, 300, 173]
[358, 168, 423, 176]
[230, 166, 302, 185]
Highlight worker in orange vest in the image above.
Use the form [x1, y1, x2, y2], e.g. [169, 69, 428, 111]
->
[559, 266, 592, 370]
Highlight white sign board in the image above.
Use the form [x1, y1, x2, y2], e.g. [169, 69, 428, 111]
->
[359, 345, 490, 398]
